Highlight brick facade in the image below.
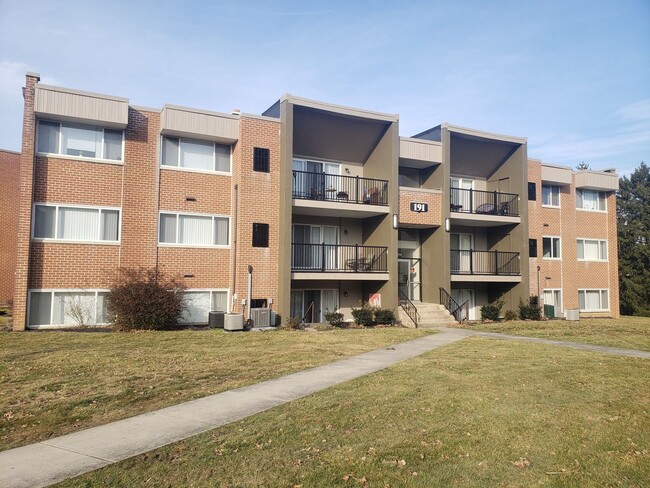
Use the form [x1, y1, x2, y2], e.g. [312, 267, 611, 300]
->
[0, 150, 20, 305]
[398, 189, 442, 227]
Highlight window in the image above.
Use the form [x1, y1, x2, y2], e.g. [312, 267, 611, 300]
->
[577, 239, 607, 261]
[33, 204, 120, 242]
[253, 147, 270, 172]
[159, 212, 229, 246]
[252, 223, 269, 248]
[543, 289, 562, 312]
[529, 238, 538, 258]
[28, 290, 109, 327]
[542, 185, 560, 207]
[251, 299, 268, 308]
[578, 289, 609, 311]
[37, 120, 123, 161]
[161, 136, 230, 173]
[576, 189, 606, 211]
[180, 290, 228, 323]
[528, 182, 536, 201]
[542, 236, 561, 259]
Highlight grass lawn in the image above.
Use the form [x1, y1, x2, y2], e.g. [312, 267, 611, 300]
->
[58, 338, 650, 488]
[0, 327, 431, 451]
[461, 315, 650, 352]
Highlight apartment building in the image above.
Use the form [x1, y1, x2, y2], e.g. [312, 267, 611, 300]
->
[5, 73, 619, 330]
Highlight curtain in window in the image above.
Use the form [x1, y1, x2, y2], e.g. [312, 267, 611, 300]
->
[159, 214, 177, 243]
[181, 292, 211, 323]
[58, 207, 99, 241]
[29, 292, 52, 326]
[581, 190, 598, 210]
[211, 291, 227, 312]
[179, 215, 212, 245]
[61, 125, 101, 158]
[38, 121, 59, 153]
[34, 205, 56, 238]
[290, 291, 304, 320]
[100, 210, 119, 241]
[96, 292, 109, 323]
[584, 240, 599, 260]
[162, 137, 179, 166]
[321, 290, 338, 316]
[600, 241, 607, 259]
[180, 140, 213, 171]
[214, 144, 230, 172]
[214, 217, 229, 245]
[598, 192, 606, 210]
[103, 129, 123, 161]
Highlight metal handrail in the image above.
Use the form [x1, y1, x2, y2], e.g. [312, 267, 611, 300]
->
[450, 250, 520, 275]
[398, 288, 420, 327]
[439, 287, 465, 323]
[291, 243, 389, 272]
[292, 170, 389, 206]
[452, 299, 470, 323]
[450, 187, 519, 216]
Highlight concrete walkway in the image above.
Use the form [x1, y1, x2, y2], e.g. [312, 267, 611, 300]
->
[2, 327, 648, 488]
[0, 329, 470, 488]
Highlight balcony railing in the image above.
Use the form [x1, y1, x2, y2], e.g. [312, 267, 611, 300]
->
[450, 250, 520, 275]
[292, 170, 389, 206]
[450, 188, 519, 216]
[292, 243, 388, 272]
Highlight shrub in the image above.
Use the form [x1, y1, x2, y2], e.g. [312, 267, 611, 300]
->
[480, 299, 504, 321]
[351, 305, 374, 326]
[324, 311, 345, 327]
[504, 309, 518, 321]
[284, 316, 303, 330]
[107, 267, 186, 331]
[518, 299, 542, 320]
[374, 308, 396, 325]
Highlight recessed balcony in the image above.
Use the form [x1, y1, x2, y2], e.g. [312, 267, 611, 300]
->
[450, 188, 520, 226]
[450, 250, 521, 283]
[291, 243, 389, 280]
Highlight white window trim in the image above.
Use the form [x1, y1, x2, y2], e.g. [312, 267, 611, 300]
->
[292, 158, 342, 174]
[31, 203, 122, 245]
[542, 236, 562, 260]
[160, 136, 232, 176]
[541, 184, 561, 208]
[578, 288, 610, 312]
[36, 120, 125, 165]
[576, 189, 607, 212]
[542, 288, 563, 313]
[179, 288, 231, 324]
[27, 289, 111, 329]
[157, 211, 231, 248]
[577, 238, 608, 262]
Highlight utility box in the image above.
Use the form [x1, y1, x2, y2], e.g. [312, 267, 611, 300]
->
[208, 311, 225, 329]
[224, 313, 244, 331]
[543, 304, 555, 319]
[250, 308, 271, 327]
[565, 309, 580, 321]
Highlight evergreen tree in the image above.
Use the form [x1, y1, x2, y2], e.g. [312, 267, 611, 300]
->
[617, 162, 650, 315]
[576, 161, 591, 170]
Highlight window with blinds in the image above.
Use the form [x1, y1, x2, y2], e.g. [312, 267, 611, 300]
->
[33, 204, 120, 242]
[159, 212, 229, 246]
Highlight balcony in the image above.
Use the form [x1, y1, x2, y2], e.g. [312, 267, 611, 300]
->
[450, 250, 521, 282]
[291, 243, 389, 280]
[450, 188, 520, 226]
[292, 171, 390, 217]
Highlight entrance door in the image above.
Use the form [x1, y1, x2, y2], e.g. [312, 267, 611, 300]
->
[303, 290, 321, 323]
[451, 233, 473, 273]
[450, 177, 473, 212]
[290, 290, 338, 323]
[398, 259, 410, 299]
[452, 289, 475, 320]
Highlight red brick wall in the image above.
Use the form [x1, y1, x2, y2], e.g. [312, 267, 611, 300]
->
[0, 150, 20, 305]
[398, 189, 442, 227]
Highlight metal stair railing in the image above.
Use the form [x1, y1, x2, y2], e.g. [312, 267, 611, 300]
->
[398, 289, 420, 328]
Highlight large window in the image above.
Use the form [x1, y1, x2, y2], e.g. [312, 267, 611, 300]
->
[542, 185, 560, 207]
[33, 204, 120, 242]
[159, 212, 229, 246]
[577, 239, 608, 261]
[576, 189, 606, 211]
[28, 290, 109, 327]
[180, 290, 229, 324]
[578, 289, 609, 311]
[37, 121, 123, 161]
[161, 136, 231, 173]
[542, 236, 561, 259]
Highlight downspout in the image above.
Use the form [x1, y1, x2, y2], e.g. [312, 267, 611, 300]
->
[232, 184, 238, 312]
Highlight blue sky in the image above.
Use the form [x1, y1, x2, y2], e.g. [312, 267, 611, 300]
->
[1, 0, 648, 175]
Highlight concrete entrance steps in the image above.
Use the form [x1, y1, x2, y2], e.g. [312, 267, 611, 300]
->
[398, 301, 458, 328]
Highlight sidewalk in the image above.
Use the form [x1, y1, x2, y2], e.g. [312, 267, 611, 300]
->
[0, 329, 470, 488]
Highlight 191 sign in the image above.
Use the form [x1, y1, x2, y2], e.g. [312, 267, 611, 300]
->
[410, 202, 428, 212]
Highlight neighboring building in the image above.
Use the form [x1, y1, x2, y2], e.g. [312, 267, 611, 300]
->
[4, 73, 620, 330]
[0, 149, 21, 306]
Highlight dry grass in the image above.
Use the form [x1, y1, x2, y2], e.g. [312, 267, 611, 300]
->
[461, 315, 650, 351]
[59, 338, 650, 487]
[0, 327, 431, 451]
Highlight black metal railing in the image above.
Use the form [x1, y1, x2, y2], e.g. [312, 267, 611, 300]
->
[450, 250, 520, 275]
[439, 287, 468, 323]
[398, 288, 420, 327]
[291, 243, 388, 272]
[292, 170, 389, 206]
[450, 188, 519, 216]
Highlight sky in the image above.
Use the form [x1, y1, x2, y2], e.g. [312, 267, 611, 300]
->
[1, 0, 648, 176]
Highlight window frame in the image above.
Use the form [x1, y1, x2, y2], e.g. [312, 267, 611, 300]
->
[179, 288, 230, 324]
[36, 120, 125, 164]
[529, 238, 538, 258]
[527, 182, 536, 201]
[27, 289, 111, 328]
[577, 238, 608, 262]
[253, 147, 270, 173]
[541, 184, 561, 207]
[542, 236, 562, 260]
[543, 288, 563, 313]
[31, 203, 121, 244]
[160, 136, 232, 175]
[576, 189, 607, 212]
[578, 289, 609, 312]
[252, 223, 270, 248]
[158, 211, 230, 248]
